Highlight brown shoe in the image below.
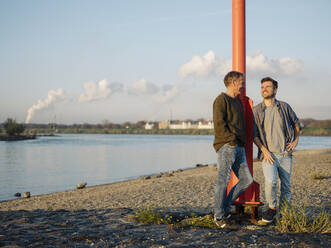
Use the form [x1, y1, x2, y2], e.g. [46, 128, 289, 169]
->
[214, 217, 238, 229]
[262, 208, 276, 223]
[214, 218, 229, 228]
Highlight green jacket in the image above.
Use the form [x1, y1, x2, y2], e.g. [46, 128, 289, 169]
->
[213, 93, 246, 152]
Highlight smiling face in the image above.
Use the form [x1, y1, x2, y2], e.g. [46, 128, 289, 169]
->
[261, 80, 277, 99]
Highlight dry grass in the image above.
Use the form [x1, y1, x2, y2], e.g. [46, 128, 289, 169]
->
[134, 206, 218, 228]
[276, 201, 330, 233]
[136, 204, 331, 233]
[134, 206, 172, 225]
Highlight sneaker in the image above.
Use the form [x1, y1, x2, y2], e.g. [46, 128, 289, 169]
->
[214, 217, 230, 228]
[262, 208, 276, 223]
[214, 217, 238, 230]
[224, 213, 231, 219]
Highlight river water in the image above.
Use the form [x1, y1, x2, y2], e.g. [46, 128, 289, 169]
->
[1, 134, 331, 201]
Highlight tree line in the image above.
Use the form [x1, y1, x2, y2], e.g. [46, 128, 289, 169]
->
[1, 118, 331, 136]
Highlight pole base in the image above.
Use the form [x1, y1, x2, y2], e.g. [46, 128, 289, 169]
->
[234, 202, 263, 222]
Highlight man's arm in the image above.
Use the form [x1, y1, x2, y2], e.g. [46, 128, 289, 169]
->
[286, 104, 300, 152]
[253, 109, 274, 164]
[253, 136, 274, 164]
[213, 97, 236, 145]
[286, 125, 300, 152]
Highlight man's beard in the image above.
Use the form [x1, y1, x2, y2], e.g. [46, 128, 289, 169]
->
[263, 93, 276, 99]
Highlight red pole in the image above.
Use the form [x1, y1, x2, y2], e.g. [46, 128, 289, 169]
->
[232, 0, 246, 90]
[227, 0, 261, 208]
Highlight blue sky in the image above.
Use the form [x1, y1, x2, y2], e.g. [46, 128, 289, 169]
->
[1, 0, 330, 124]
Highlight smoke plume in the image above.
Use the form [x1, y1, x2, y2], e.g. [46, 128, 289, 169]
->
[25, 89, 66, 123]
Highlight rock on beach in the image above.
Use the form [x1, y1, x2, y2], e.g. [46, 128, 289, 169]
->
[14, 193, 21, 197]
[23, 192, 30, 198]
[76, 182, 87, 189]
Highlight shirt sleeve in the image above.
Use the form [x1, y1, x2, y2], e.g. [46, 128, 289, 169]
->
[252, 109, 259, 139]
[286, 104, 300, 128]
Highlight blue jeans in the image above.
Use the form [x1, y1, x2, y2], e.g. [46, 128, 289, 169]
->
[214, 143, 253, 219]
[262, 153, 292, 209]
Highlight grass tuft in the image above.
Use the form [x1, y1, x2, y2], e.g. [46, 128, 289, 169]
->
[276, 201, 331, 233]
[135, 206, 218, 228]
[135, 206, 172, 225]
[178, 214, 217, 229]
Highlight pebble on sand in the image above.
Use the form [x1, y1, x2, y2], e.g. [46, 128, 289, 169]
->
[23, 192, 31, 198]
[14, 192, 21, 197]
[76, 182, 87, 189]
[196, 164, 208, 168]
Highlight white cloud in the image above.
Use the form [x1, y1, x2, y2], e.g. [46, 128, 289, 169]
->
[25, 89, 66, 123]
[155, 84, 180, 103]
[128, 79, 159, 95]
[178, 50, 218, 78]
[246, 50, 304, 77]
[78, 79, 123, 102]
[178, 50, 304, 79]
[217, 57, 232, 77]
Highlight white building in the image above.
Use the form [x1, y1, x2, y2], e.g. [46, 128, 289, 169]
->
[197, 121, 214, 129]
[169, 121, 198, 129]
[145, 122, 154, 130]
[158, 120, 213, 130]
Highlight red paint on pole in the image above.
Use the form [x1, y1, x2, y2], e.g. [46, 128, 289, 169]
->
[227, 0, 261, 205]
[232, 0, 246, 89]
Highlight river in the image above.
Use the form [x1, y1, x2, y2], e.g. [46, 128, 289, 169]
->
[1, 134, 330, 201]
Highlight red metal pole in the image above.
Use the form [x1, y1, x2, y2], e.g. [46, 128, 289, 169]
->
[232, 0, 246, 90]
[227, 0, 261, 207]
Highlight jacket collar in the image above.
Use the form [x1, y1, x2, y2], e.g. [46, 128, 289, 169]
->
[261, 98, 280, 111]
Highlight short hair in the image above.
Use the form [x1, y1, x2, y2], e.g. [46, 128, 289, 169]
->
[224, 71, 243, 87]
[261, 77, 278, 89]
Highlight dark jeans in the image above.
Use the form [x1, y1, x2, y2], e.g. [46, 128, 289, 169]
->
[214, 143, 253, 219]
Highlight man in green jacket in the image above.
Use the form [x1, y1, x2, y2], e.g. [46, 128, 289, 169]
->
[213, 71, 253, 228]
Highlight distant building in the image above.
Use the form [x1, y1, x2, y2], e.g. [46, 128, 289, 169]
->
[158, 120, 213, 130]
[169, 121, 197, 129]
[158, 120, 170, 129]
[145, 122, 154, 130]
[197, 121, 214, 129]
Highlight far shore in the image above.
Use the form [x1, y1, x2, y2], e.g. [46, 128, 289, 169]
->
[12, 130, 331, 136]
[0, 133, 36, 141]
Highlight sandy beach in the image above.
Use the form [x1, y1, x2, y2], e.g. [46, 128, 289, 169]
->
[0, 148, 330, 247]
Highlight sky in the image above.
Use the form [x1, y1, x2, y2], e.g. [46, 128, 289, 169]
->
[1, 0, 331, 124]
